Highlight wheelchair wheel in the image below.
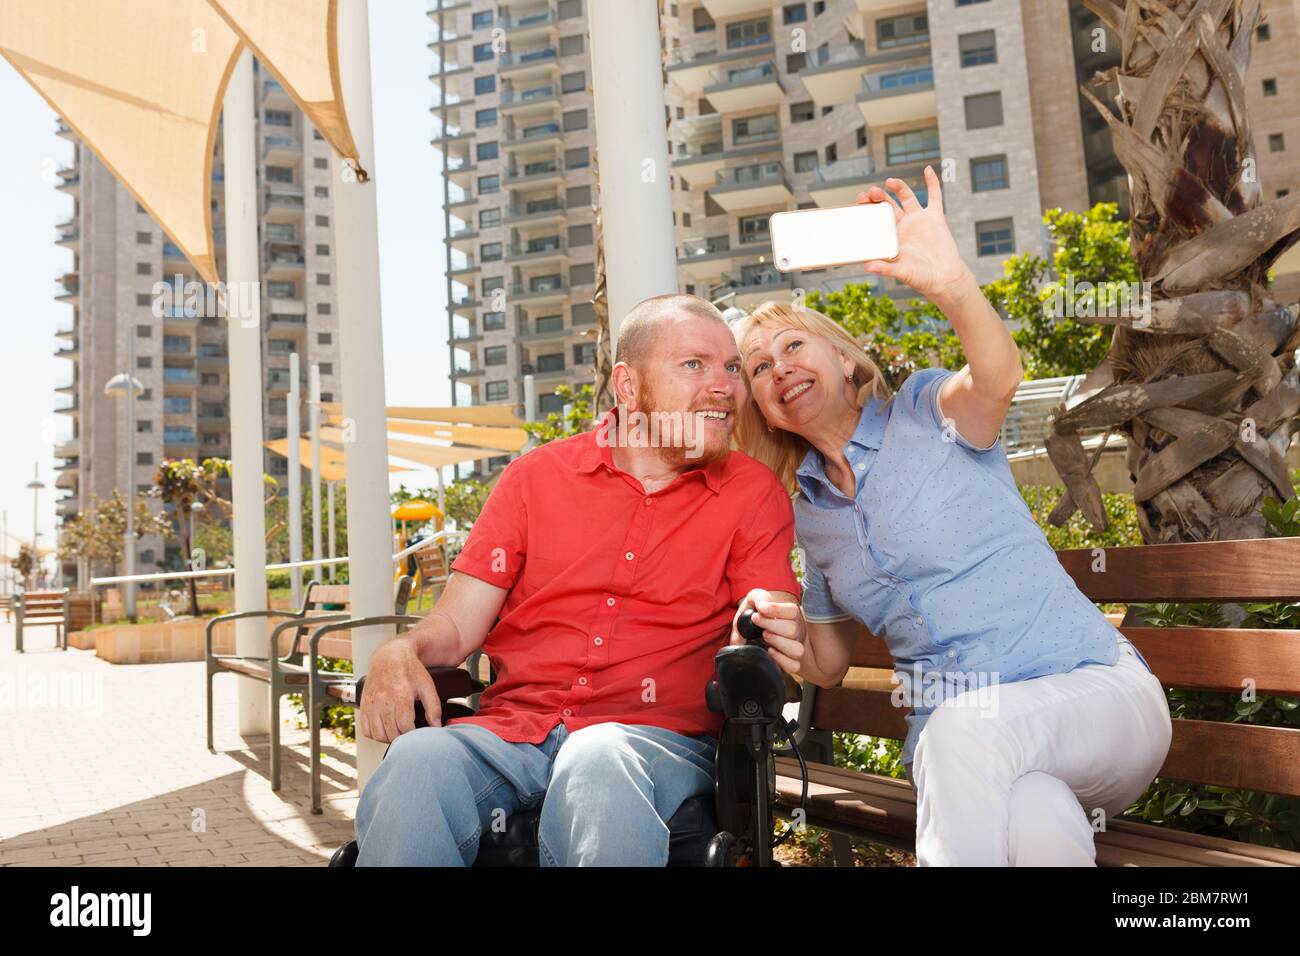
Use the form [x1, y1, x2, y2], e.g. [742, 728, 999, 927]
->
[704, 831, 744, 867]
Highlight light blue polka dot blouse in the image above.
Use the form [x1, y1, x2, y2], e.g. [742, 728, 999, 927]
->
[794, 367, 1153, 770]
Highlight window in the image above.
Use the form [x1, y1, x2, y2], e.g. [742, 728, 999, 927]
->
[563, 109, 588, 131]
[732, 112, 778, 145]
[135, 293, 152, 306]
[164, 396, 191, 413]
[1262, 78, 1277, 96]
[317, 302, 332, 314]
[559, 35, 584, 56]
[315, 215, 330, 227]
[693, 8, 715, 32]
[960, 30, 997, 66]
[1257, 23, 1271, 41]
[477, 142, 499, 162]
[886, 127, 940, 165]
[136, 231, 152, 244]
[727, 17, 771, 49]
[483, 311, 506, 331]
[479, 207, 502, 228]
[537, 352, 565, 373]
[137, 356, 152, 369]
[478, 174, 501, 195]
[956, 0, 990, 5]
[316, 273, 330, 286]
[970, 155, 1009, 192]
[137, 420, 153, 433]
[475, 75, 496, 95]
[473, 42, 495, 62]
[316, 243, 330, 255]
[140, 388, 153, 401]
[571, 263, 595, 285]
[558, 0, 582, 19]
[137, 324, 152, 338]
[317, 333, 332, 345]
[268, 281, 296, 297]
[571, 302, 596, 325]
[783, 4, 807, 24]
[561, 71, 586, 94]
[136, 452, 153, 465]
[314, 157, 328, 169]
[472, 10, 492, 29]
[480, 242, 503, 261]
[484, 345, 508, 366]
[564, 147, 589, 169]
[268, 398, 287, 416]
[825, 143, 837, 164]
[1269, 133, 1285, 152]
[813, 1, 825, 13]
[976, 218, 1014, 257]
[486, 381, 509, 402]
[964, 92, 1004, 129]
[477, 108, 498, 127]
[566, 185, 591, 207]
[568, 223, 593, 247]
[793, 151, 819, 173]
[319, 363, 333, 376]
[481, 276, 504, 295]
[791, 101, 814, 123]
[267, 223, 295, 240]
[878, 13, 928, 49]
[739, 214, 770, 244]
[135, 262, 151, 276]
[539, 393, 564, 414]
[264, 109, 292, 126]
[266, 165, 294, 183]
[787, 52, 806, 72]
[574, 342, 596, 366]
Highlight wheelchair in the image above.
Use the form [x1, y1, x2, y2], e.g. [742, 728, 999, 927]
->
[329, 611, 809, 867]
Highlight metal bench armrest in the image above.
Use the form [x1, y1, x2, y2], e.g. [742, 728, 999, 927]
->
[205, 610, 304, 659]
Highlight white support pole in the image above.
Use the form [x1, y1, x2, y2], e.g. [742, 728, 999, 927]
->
[335, 0, 395, 787]
[326, 479, 336, 582]
[287, 352, 303, 609]
[124, 334, 136, 619]
[309, 365, 322, 583]
[222, 49, 272, 735]
[588, 0, 679, 353]
[434, 469, 446, 518]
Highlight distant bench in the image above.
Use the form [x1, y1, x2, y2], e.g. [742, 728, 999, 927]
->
[14, 589, 70, 653]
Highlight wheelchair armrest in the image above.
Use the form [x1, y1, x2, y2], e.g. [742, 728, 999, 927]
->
[354, 665, 486, 727]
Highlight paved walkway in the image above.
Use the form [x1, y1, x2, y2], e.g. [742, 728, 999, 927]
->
[0, 621, 358, 866]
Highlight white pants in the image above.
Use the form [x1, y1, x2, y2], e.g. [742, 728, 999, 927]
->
[910, 639, 1172, 866]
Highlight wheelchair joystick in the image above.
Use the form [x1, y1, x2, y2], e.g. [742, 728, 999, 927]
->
[704, 606, 792, 867]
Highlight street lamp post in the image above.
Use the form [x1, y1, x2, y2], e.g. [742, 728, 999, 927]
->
[104, 333, 145, 618]
[25, 465, 44, 589]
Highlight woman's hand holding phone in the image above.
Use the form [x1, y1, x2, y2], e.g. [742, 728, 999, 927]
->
[858, 164, 980, 311]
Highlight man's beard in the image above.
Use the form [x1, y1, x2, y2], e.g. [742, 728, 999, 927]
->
[632, 378, 733, 467]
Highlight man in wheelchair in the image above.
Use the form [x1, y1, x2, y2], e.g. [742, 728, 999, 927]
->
[352, 294, 805, 866]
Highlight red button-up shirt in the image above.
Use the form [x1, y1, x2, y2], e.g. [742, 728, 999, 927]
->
[448, 413, 800, 743]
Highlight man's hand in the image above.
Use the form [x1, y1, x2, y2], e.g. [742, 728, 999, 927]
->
[730, 588, 807, 676]
[358, 638, 444, 743]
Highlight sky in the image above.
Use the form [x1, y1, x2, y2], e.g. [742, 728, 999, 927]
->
[0, 1, 449, 572]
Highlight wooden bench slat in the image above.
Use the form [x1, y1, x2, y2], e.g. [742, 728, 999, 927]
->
[1100, 819, 1300, 867]
[1057, 537, 1300, 603]
[308, 585, 351, 606]
[216, 659, 308, 684]
[811, 686, 908, 740]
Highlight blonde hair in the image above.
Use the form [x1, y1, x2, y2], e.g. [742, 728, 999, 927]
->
[731, 300, 893, 492]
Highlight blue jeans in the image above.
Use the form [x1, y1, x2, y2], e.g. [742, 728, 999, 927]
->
[355, 721, 717, 866]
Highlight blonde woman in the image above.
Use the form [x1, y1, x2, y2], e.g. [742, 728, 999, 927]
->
[729, 167, 1172, 866]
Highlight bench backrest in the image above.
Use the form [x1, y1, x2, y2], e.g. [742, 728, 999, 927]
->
[16, 590, 69, 622]
[811, 537, 1300, 798]
[289, 577, 414, 659]
[415, 546, 449, 581]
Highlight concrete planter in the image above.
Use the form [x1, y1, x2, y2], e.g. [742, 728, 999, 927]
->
[94, 617, 243, 665]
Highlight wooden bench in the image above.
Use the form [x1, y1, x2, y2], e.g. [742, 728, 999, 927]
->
[412, 544, 450, 609]
[14, 589, 70, 653]
[0, 594, 12, 622]
[774, 537, 1300, 867]
[205, 578, 414, 812]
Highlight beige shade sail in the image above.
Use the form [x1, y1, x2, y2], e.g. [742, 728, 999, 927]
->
[321, 403, 526, 429]
[266, 435, 506, 477]
[378, 419, 527, 453]
[0, 0, 240, 284]
[264, 437, 408, 483]
[208, 0, 363, 177]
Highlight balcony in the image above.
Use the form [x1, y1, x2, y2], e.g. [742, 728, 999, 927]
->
[448, 256, 480, 276]
[702, 60, 782, 113]
[443, 158, 478, 189]
[264, 189, 305, 222]
[55, 339, 79, 360]
[56, 165, 80, 195]
[518, 316, 567, 342]
[426, 0, 471, 14]
[701, 0, 772, 16]
[506, 236, 565, 263]
[426, 26, 465, 48]
[509, 275, 568, 303]
[264, 240, 306, 277]
[857, 63, 936, 128]
[499, 84, 559, 114]
[162, 240, 187, 264]
[55, 396, 79, 415]
[504, 157, 564, 184]
[504, 197, 566, 224]
[500, 7, 558, 40]
[263, 76, 292, 108]
[431, 121, 473, 144]
[55, 219, 79, 250]
[449, 293, 480, 318]
[808, 156, 875, 207]
[55, 439, 79, 459]
[262, 134, 301, 163]
[55, 271, 79, 303]
[678, 236, 742, 280]
[499, 46, 558, 77]
[520, 359, 567, 380]
[163, 367, 199, 387]
[708, 161, 792, 212]
[503, 121, 563, 152]
[708, 267, 793, 309]
[801, 42, 869, 107]
[428, 56, 471, 79]
[666, 36, 774, 95]
[673, 133, 783, 187]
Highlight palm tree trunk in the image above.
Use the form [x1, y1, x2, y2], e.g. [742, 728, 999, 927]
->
[1048, 0, 1300, 543]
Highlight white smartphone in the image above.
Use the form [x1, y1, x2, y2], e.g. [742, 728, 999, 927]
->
[769, 202, 899, 273]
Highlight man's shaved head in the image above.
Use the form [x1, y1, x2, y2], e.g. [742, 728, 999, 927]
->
[615, 293, 727, 369]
